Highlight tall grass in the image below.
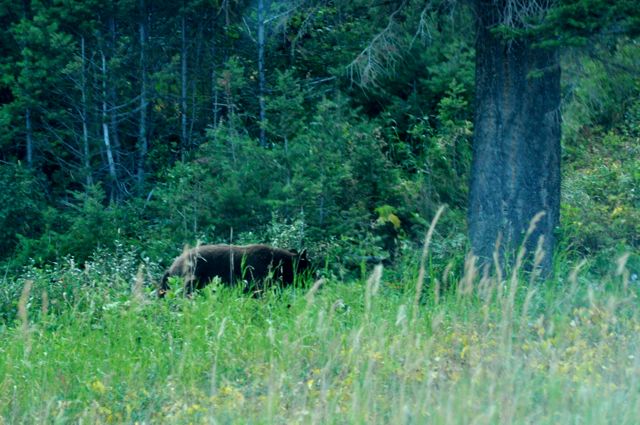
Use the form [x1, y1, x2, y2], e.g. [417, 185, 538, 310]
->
[1, 246, 639, 424]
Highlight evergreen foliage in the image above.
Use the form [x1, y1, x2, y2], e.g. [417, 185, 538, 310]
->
[0, 0, 637, 272]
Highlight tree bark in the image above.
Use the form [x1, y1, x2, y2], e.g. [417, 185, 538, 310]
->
[468, 1, 561, 274]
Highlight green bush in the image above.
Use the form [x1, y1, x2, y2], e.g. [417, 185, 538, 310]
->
[150, 95, 439, 263]
[0, 242, 159, 324]
[561, 127, 640, 271]
[0, 163, 46, 257]
[150, 124, 279, 245]
[8, 185, 142, 268]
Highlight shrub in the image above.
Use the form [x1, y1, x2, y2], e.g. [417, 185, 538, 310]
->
[0, 163, 46, 259]
[9, 185, 142, 268]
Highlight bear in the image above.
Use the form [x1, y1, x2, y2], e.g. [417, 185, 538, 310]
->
[158, 244, 311, 297]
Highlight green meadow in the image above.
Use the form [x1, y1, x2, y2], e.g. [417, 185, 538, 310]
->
[1, 250, 638, 424]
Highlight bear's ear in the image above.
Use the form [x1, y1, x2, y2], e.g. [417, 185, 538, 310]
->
[299, 248, 308, 259]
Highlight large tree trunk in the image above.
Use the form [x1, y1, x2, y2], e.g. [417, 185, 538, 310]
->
[468, 1, 561, 274]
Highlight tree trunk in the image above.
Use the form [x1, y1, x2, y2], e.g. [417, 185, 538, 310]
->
[22, 0, 33, 167]
[468, 1, 561, 274]
[181, 8, 189, 159]
[25, 106, 33, 167]
[80, 36, 92, 186]
[223, 0, 229, 26]
[137, 0, 148, 188]
[211, 12, 220, 130]
[257, 0, 267, 147]
[100, 50, 118, 199]
[188, 24, 202, 145]
[108, 15, 122, 171]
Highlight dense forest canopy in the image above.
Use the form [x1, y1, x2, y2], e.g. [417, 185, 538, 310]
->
[0, 0, 638, 274]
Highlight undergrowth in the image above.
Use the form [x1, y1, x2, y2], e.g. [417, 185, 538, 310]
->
[0, 246, 639, 424]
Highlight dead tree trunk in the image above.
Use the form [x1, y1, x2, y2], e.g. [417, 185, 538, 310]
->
[108, 15, 122, 170]
[100, 50, 118, 199]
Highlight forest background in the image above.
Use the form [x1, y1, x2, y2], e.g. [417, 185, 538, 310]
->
[0, 0, 639, 279]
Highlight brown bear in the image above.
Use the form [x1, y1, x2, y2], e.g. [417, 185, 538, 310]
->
[158, 244, 311, 297]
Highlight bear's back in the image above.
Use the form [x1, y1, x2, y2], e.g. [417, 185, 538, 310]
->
[160, 244, 306, 297]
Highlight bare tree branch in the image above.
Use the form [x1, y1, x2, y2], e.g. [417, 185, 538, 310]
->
[347, 0, 408, 87]
[499, 0, 556, 29]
